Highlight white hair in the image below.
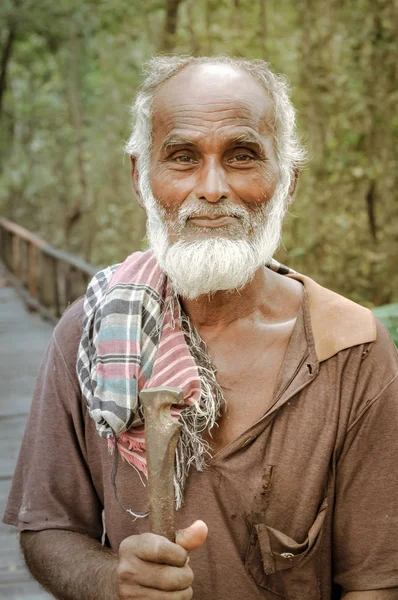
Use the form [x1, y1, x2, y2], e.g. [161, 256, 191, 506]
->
[142, 183, 284, 299]
[125, 55, 306, 211]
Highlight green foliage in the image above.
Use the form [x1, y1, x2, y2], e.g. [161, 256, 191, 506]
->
[372, 304, 398, 347]
[1, 0, 397, 305]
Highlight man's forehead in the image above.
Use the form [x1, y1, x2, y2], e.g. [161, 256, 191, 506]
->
[152, 64, 274, 137]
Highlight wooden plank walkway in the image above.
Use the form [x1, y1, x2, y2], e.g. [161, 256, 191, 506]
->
[0, 272, 53, 598]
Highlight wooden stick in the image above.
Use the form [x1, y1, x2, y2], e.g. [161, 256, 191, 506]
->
[139, 386, 184, 542]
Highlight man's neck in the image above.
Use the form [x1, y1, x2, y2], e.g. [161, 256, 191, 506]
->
[179, 267, 302, 332]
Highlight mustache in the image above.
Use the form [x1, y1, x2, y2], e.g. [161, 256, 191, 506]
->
[177, 202, 250, 225]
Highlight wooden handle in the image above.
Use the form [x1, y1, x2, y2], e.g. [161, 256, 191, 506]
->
[140, 387, 184, 541]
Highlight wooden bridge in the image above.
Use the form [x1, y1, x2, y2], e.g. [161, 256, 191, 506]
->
[0, 218, 96, 598]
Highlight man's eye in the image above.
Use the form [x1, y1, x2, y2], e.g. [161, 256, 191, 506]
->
[172, 154, 196, 163]
[235, 154, 253, 161]
[228, 153, 256, 163]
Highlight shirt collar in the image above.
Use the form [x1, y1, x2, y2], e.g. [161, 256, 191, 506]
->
[287, 273, 376, 362]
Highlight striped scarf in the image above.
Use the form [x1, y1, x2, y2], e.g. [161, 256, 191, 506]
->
[77, 250, 293, 508]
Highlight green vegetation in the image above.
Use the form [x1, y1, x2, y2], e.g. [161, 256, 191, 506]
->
[1, 0, 397, 307]
[372, 304, 398, 346]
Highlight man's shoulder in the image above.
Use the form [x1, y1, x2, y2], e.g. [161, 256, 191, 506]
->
[361, 316, 398, 388]
[55, 295, 84, 336]
[52, 296, 85, 373]
[291, 275, 397, 432]
[289, 273, 377, 362]
[292, 273, 397, 397]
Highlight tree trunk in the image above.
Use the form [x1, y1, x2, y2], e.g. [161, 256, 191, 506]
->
[0, 21, 17, 118]
[259, 0, 267, 58]
[187, 0, 200, 55]
[64, 32, 90, 253]
[366, 181, 377, 241]
[161, 0, 184, 52]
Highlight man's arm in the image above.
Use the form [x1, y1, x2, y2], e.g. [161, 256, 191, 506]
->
[332, 322, 398, 593]
[342, 590, 398, 599]
[20, 520, 207, 600]
[21, 530, 118, 600]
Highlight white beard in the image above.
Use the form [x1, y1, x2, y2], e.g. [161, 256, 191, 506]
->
[140, 178, 286, 300]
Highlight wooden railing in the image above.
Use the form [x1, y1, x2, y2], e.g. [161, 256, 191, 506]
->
[0, 217, 97, 323]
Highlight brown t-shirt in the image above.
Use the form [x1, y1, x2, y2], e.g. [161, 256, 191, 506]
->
[4, 275, 398, 599]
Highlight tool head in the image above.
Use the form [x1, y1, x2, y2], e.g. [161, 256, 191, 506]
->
[140, 386, 184, 417]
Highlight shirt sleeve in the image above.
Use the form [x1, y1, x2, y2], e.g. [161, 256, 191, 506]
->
[3, 301, 103, 539]
[333, 325, 398, 591]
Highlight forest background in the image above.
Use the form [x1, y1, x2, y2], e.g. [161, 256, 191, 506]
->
[1, 0, 397, 308]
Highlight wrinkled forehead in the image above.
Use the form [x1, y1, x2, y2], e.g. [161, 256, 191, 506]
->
[151, 64, 275, 138]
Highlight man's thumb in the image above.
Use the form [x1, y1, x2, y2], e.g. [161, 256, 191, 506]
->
[175, 520, 208, 551]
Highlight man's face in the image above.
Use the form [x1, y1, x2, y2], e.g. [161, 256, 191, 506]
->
[149, 64, 280, 245]
[135, 64, 286, 299]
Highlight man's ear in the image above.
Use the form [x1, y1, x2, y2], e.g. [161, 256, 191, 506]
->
[288, 167, 300, 201]
[130, 156, 145, 209]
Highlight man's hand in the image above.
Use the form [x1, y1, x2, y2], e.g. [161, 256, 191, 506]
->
[342, 590, 398, 599]
[117, 520, 208, 599]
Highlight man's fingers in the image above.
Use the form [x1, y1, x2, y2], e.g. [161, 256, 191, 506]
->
[120, 557, 193, 591]
[120, 533, 187, 567]
[119, 585, 193, 600]
[175, 520, 208, 552]
[117, 525, 206, 598]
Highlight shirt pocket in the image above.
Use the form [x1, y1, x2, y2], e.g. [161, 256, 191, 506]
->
[245, 497, 328, 600]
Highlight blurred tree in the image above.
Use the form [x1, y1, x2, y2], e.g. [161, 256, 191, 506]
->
[279, 0, 398, 305]
[0, 11, 17, 118]
[161, 0, 185, 52]
[0, 0, 397, 305]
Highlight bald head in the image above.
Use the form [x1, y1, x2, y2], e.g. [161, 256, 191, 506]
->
[154, 63, 273, 123]
[151, 64, 275, 147]
[126, 56, 305, 208]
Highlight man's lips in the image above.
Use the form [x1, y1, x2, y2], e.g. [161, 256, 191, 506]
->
[187, 215, 238, 228]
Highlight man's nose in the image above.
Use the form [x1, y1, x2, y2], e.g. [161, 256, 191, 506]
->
[195, 160, 229, 203]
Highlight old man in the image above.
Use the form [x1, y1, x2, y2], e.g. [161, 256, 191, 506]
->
[4, 56, 398, 600]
